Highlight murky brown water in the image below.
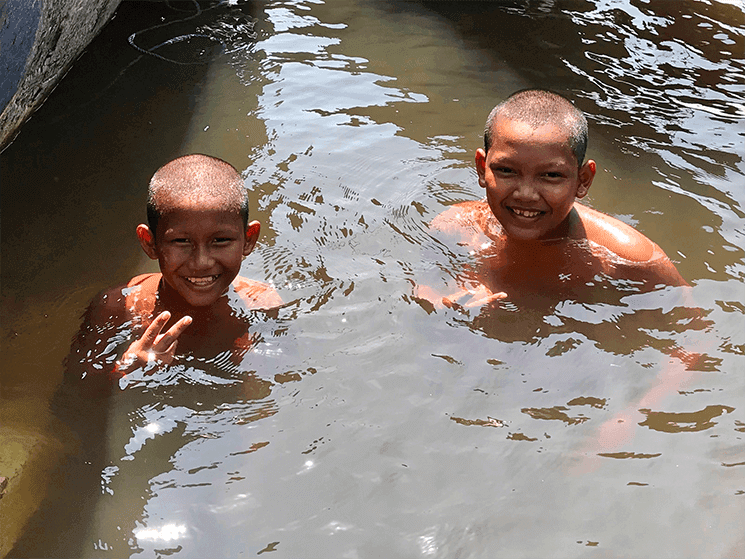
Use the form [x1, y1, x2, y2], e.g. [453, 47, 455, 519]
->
[1, 1, 744, 557]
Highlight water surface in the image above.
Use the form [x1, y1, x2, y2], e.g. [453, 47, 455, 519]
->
[1, 1, 743, 557]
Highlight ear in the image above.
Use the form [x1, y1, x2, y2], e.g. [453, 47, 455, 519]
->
[475, 148, 488, 189]
[136, 224, 159, 260]
[243, 220, 260, 257]
[576, 159, 596, 199]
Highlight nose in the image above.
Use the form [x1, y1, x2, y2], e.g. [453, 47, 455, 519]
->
[512, 179, 541, 203]
[192, 244, 216, 270]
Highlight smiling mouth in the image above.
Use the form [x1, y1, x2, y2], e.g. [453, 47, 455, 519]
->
[184, 275, 220, 287]
[509, 207, 544, 219]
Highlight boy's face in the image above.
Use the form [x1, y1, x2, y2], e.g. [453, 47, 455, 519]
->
[137, 198, 259, 308]
[476, 116, 595, 242]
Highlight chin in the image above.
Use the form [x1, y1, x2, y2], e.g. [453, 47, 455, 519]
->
[176, 287, 228, 309]
[188, 297, 221, 308]
[503, 228, 547, 242]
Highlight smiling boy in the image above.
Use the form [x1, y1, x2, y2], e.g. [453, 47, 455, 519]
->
[424, 89, 687, 308]
[418, 90, 701, 466]
[77, 154, 281, 379]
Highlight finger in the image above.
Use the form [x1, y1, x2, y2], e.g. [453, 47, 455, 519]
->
[162, 340, 178, 362]
[442, 289, 471, 309]
[465, 291, 507, 308]
[141, 311, 171, 347]
[153, 316, 192, 352]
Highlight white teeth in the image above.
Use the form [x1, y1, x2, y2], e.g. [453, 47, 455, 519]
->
[512, 208, 541, 218]
[185, 275, 219, 286]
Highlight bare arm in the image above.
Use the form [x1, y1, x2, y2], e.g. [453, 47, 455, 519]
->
[234, 277, 284, 311]
[417, 202, 507, 310]
[66, 285, 192, 390]
[416, 284, 507, 311]
[63, 288, 130, 397]
[575, 286, 710, 473]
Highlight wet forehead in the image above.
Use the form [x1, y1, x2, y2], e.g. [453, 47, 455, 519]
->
[490, 117, 575, 161]
[157, 189, 242, 212]
[158, 199, 244, 233]
[494, 116, 571, 143]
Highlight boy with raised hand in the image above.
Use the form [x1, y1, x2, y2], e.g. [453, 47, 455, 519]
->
[420, 88, 687, 309]
[72, 154, 282, 383]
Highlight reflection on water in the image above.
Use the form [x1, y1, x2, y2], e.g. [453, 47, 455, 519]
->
[1, 0, 744, 557]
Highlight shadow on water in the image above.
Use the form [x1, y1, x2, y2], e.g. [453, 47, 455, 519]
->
[9, 311, 286, 557]
[1, 1, 265, 556]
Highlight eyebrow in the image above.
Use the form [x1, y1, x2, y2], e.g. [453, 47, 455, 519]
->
[490, 157, 573, 168]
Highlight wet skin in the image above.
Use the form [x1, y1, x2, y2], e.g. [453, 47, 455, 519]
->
[424, 115, 687, 309]
[137, 200, 260, 308]
[422, 115, 695, 468]
[80, 198, 282, 377]
[476, 117, 595, 242]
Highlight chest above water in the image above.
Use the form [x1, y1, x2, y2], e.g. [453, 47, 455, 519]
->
[483, 239, 608, 283]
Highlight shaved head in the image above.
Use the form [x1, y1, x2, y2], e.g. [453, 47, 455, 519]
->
[484, 89, 588, 166]
[146, 154, 249, 238]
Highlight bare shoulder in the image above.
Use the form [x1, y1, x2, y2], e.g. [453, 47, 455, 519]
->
[430, 200, 488, 231]
[576, 204, 660, 262]
[83, 284, 130, 332]
[430, 200, 496, 249]
[233, 276, 283, 310]
[126, 273, 160, 291]
[86, 287, 123, 324]
[86, 273, 160, 326]
[575, 204, 688, 287]
[124, 273, 160, 317]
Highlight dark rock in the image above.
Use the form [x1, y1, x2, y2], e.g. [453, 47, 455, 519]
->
[0, 0, 121, 151]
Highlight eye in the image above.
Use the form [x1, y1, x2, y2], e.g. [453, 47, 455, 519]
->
[172, 238, 191, 245]
[213, 237, 235, 245]
[543, 171, 565, 179]
[493, 166, 515, 175]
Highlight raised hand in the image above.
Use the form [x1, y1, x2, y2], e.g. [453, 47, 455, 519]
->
[114, 311, 192, 375]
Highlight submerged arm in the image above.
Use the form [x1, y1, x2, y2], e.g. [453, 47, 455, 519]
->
[63, 289, 131, 398]
[577, 286, 713, 472]
[417, 202, 507, 310]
